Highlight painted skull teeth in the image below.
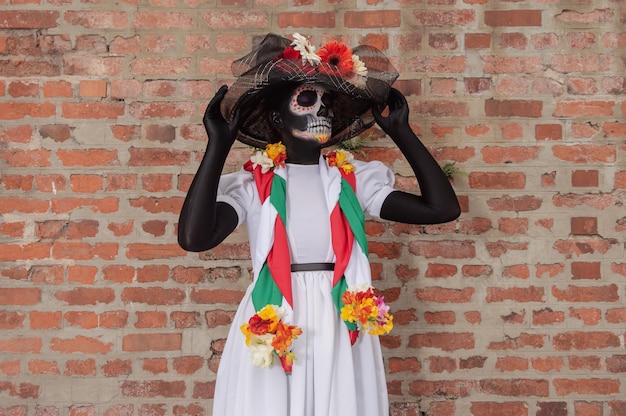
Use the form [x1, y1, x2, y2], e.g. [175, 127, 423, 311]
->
[306, 118, 332, 143]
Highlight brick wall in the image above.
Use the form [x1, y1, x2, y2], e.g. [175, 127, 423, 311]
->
[1, 1, 625, 415]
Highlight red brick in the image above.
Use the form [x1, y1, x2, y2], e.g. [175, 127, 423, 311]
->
[487, 287, 544, 303]
[498, 33, 528, 50]
[190, 288, 244, 304]
[569, 307, 601, 325]
[535, 124, 562, 140]
[192, 381, 215, 399]
[409, 333, 474, 351]
[470, 402, 528, 416]
[344, 11, 401, 28]
[571, 217, 597, 235]
[574, 401, 603, 416]
[606, 308, 626, 323]
[554, 145, 615, 163]
[135, 311, 168, 328]
[483, 56, 544, 74]
[610, 401, 626, 416]
[0, 102, 55, 120]
[8, 81, 38, 97]
[61, 102, 124, 119]
[532, 356, 564, 372]
[173, 356, 203, 375]
[28, 360, 59, 375]
[171, 311, 201, 329]
[133, 12, 193, 28]
[480, 378, 548, 396]
[121, 287, 185, 305]
[389, 357, 422, 374]
[409, 240, 475, 259]
[412, 9, 475, 27]
[64, 11, 127, 29]
[101, 359, 132, 377]
[554, 100, 615, 117]
[469, 172, 526, 189]
[485, 10, 542, 27]
[0, 11, 59, 29]
[496, 357, 528, 372]
[43, 81, 72, 98]
[571, 262, 601, 280]
[482, 146, 540, 163]
[424, 311, 456, 325]
[415, 287, 474, 303]
[136, 265, 169, 283]
[553, 331, 620, 351]
[51, 197, 118, 214]
[489, 333, 545, 350]
[54, 288, 115, 305]
[409, 57, 466, 74]
[122, 333, 182, 352]
[130, 58, 191, 76]
[533, 308, 565, 325]
[204, 11, 268, 29]
[277, 12, 333, 28]
[409, 379, 474, 398]
[485, 99, 542, 117]
[552, 284, 619, 302]
[50, 336, 112, 354]
[554, 378, 620, 396]
[465, 33, 490, 49]
[556, 9, 615, 24]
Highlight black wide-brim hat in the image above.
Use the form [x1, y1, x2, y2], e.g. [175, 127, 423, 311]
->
[220, 33, 399, 149]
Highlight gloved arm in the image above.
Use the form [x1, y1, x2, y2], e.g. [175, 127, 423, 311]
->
[373, 88, 461, 224]
[178, 86, 241, 252]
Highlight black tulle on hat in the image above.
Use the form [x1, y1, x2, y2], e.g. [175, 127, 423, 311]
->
[220, 33, 399, 148]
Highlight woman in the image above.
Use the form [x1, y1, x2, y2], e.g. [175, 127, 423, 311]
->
[178, 33, 460, 416]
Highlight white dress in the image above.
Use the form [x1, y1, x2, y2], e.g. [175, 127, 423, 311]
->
[214, 160, 395, 416]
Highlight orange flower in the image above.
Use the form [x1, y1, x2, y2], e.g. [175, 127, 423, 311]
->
[272, 321, 302, 353]
[326, 150, 355, 175]
[317, 40, 354, 74]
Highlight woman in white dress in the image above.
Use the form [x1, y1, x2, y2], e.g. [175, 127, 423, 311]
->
[178, 33, 460, 416]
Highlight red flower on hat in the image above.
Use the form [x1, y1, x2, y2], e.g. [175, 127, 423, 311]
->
[317, 40, 354, 75]
[278, 46, 301, 60]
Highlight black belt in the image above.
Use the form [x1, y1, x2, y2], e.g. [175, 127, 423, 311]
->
[291, 263, 335, 272]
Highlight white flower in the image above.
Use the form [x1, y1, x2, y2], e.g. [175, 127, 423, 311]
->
[291, 33, 321, 66]
[349, 283, 372, 293]
[249, 334, 275, 368]
[351, 55, 368, 77]
[250, 150, 274, 173]
[269, 304, 285, 319]
[349, 55, 368, 87]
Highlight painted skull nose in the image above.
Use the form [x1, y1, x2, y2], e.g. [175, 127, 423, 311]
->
[317, 105, 332, 118]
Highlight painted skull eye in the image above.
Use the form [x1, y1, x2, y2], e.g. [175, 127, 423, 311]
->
[296, 89, 318, 107]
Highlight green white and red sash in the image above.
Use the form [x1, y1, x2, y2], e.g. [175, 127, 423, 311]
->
[244, 153, 372, 342]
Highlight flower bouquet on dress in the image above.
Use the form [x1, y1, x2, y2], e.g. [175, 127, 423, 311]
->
[240, 304, 302, 374]
[340, 284, 393, 345]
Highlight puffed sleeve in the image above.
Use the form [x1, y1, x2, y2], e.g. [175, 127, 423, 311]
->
[354, 160, 396, 218]
[216, 169, 256, 228]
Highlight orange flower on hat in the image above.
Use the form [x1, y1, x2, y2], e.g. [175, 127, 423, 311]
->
[317, 40, 354, 75]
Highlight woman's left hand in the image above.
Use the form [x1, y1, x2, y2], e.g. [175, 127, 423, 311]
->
[372, 88, 410, 137]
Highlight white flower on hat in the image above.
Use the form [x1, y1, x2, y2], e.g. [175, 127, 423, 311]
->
[291, 33, 322, 66]
[350, 55, 368, 87]
[352, 55, 368, 77]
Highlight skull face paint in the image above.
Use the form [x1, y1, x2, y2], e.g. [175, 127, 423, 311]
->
[283, 84, 333, 144]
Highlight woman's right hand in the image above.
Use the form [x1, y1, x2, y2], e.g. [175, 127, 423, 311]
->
[203, 85, 240, 147]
